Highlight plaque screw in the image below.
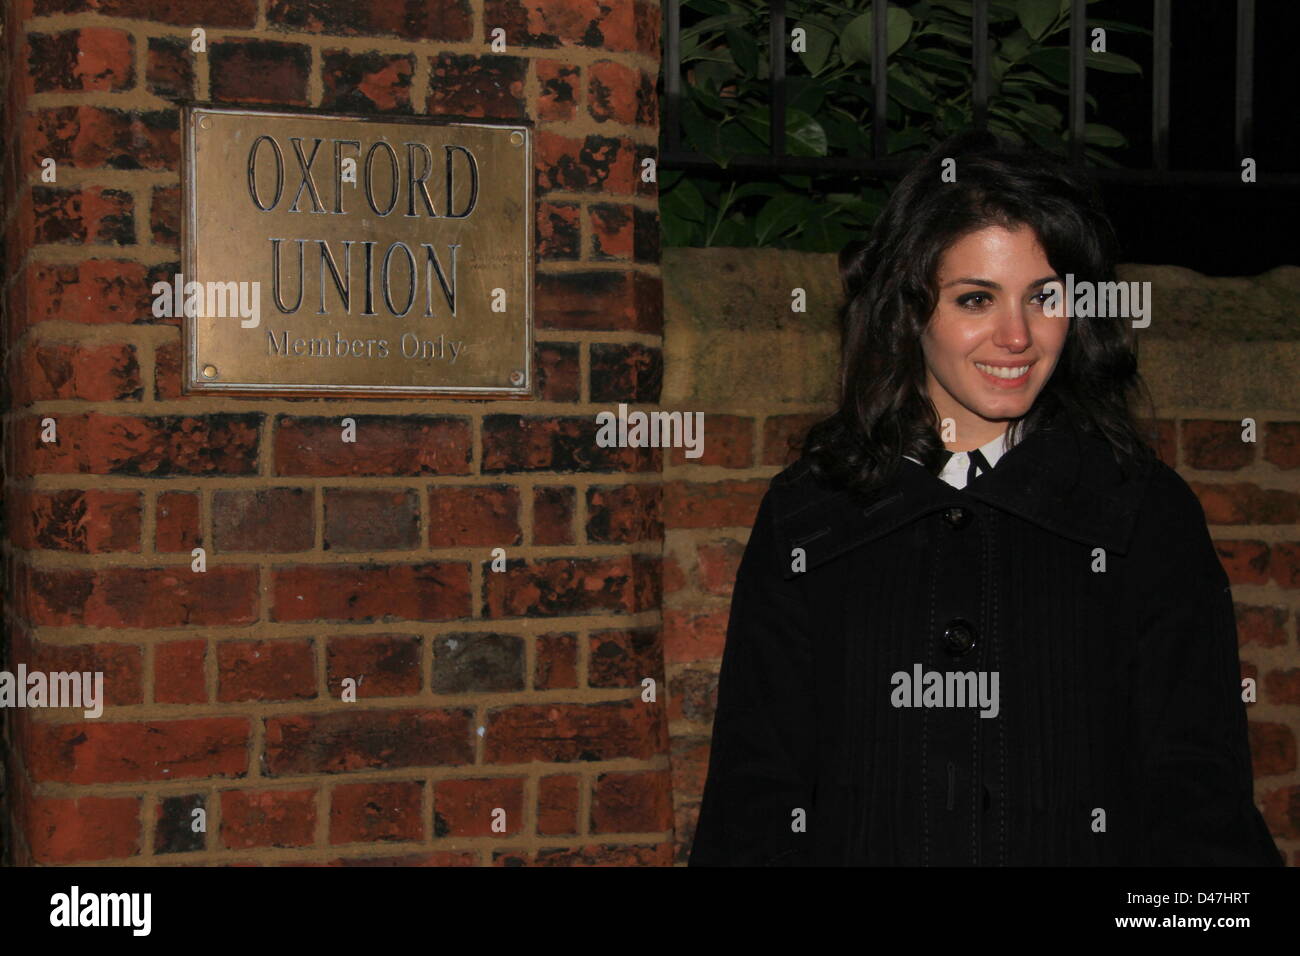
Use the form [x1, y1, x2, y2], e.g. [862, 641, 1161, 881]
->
[199, 116, 212, 130]
[509, 131, 523, 146]
[202, 365, 218, 378]
[510, 370, 525, 385]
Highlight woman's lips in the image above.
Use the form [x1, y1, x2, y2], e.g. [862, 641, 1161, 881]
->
[974, 361, 1032, 388]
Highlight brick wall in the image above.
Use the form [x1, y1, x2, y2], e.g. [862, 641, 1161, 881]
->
[1, 0, 670, 865]
[661, 247, 1300, 866]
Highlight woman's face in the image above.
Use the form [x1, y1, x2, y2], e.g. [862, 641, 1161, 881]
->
[920, 224, 1069, 447]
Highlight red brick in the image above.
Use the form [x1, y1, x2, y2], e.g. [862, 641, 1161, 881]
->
[1259, 786, 1300, 840]
[153, 336, 183, 400]
[667, 415, 752, 468]
[481, 414, 659, 473]
[536, 340, 580, 400]
[1264, 422, 1300, 469]
[1213, 540, 1271, 586]
[150, 184, 179, 245]
[588, 626, 663, 688]
[1182, 419, 1255, 469]
[533, 485, 575, 545]
[484, 700, 666, 763]
[434, 777, 524, 837]
[32, 0, 258, 28]
[696, 538, 744, 595]
[221, 789, 317, 849]
[274, 415, 471, 476]
[324, 488, 420, 551]
[1190, 482, 1299, 525]
[330, 850, 478, 866]
[1264, 669, 1300, 706]
[154, 639, 207, 704]
[11, 341, 140, 403]
[591, 770, 673, 833]
[662, 479, 768, 529]
[763, 413, 825, 466]
[585, 483, 662, 543]
[25, 107, 177, 171]
[587, 60, 642, 125]
[484, 0, 640, 50]
[146, 36, 193, 98]
[10, 488, 141, 552]
[271, 562, 471, 622]
[15, 412, 261, 477]
[16, 259, 155, 332]
[536, 202, 580, 260]
[321, 50, 414, 113]
[267, 0, 473, 41]
[155, 490, 201, 552]
[1249, 722, 1296, 776]
[589, 342, 661, 403]
[588, 202, 634, 259]
[1236, 604, 1288, 648]
[263, 708, 474, 775]
[26, 717, 250, 783]
[535, 60, 579, 122]
[23, 565, 258, 628]
[26, 28, 133, 93]
[428, 485, 521, 547]
[663, 607, 729, 664]
[209, 38, 310, 107]
[29, 185, 134, 245]
[331, 781, 423, 844]
[426, 53, 526, 120]
[535, 130, 638, 195]
[536, 269, 661, 333]
[8, 625, 142, 706]
[218, 638, 316, 702]
[326, 634, 422, 699]
[538, 774, 579, 835]
[26, 793, 141, 863]
[1269, 542, 1300, 588]
[534, 631, 577, 690]
[213, 487, 314, 552]
[482, 554, 659, 617]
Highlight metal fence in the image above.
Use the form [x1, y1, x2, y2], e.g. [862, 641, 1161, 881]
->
[660, 0, 1292, 185]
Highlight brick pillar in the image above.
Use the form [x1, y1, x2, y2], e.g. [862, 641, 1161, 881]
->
[2, 0, 669, 866]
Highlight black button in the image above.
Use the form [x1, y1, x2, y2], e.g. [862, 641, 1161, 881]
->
[942, 506, 971, 529]
[942, 618, 977, 657]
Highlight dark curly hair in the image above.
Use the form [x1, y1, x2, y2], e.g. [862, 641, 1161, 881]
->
[801, 129, 1157, 495]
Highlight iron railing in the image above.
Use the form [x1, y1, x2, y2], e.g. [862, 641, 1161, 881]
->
[660, 0, 1293, 185]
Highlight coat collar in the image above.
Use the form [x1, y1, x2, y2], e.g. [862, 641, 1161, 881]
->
[771, 410, 1154, 580]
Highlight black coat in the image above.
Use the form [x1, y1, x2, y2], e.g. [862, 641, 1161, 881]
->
[689, 410, 1283, 866]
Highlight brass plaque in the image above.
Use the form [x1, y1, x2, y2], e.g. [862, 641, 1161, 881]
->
[181, 106, 533, 397]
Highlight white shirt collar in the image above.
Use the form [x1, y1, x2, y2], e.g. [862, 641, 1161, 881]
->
[904, 429, 1010, 490]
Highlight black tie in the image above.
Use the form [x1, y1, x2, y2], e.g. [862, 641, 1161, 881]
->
[966, 448, 992, 484]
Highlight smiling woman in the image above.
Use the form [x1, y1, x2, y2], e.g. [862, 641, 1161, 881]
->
[688, 130, 1283, 867]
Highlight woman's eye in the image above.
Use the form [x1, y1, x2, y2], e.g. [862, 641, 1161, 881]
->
[1029, 291, 1052, 306]
[957, 292, 991, 309]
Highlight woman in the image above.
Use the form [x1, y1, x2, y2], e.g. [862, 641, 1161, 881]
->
[688, 130, 1283, 866]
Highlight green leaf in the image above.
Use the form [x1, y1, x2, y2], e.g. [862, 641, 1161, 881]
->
[796, 21, 837, 75]
[1086, 51, 1142, 75]
[725, 27, 759, 77]
[841, 7, 915, 66]
[1082, 122, 1125, 147]
[755, 193, 815, 244]
[738, 106, 830, 156]
[1017, 0, 1059, 39]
